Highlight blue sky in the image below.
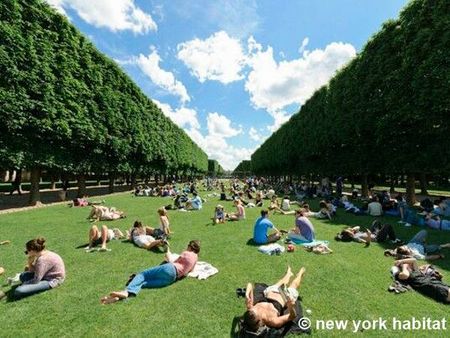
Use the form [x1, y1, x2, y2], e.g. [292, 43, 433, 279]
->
[46, 0, 409, 170]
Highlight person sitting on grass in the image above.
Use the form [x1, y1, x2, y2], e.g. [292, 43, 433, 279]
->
[242, 266, 305, 331]
[87, 205, 125, 221]
[253, 210, 281, 245]
[157, 207, 172, 237]
[313, 201, 332, 220]
[13, 237, 65, 299]
[212, 204, 225, 224]
[127, 221, 168, 250]
[85, 225, 125, 252]
[384, 230, 450, 260]
[392, 257, 450, 303]
[287, 209, 315, 243]
[367, 196, 383, 217]
[255, 191, 264, 207]
[227, 199, 246, 221]
[185, 192, 202, 210]
[100, 240, 200, 304]
[280, 196, 300, 213]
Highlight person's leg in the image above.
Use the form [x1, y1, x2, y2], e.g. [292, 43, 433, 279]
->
[143, 239, 165, 250]
[126, 263, 177, 295]
[267, 233, 281, 243]
[14, 280, 51, 299]
[383, 224, 398, 241]
[273, 266, 293, 288]
[409, 230, 427, 244]
[288, 267, 306, 290]
[100, 225, 109, 249]
[89, 225, 100, 247]
[376, 224, 395, 242]
[19, 271, 35, 283]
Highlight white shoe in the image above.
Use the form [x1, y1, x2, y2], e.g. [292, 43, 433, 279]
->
[7, 273, 21, 286]
[404, 223, 412, 227]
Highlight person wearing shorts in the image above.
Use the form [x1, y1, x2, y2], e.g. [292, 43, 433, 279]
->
[86, 225, 124, 251]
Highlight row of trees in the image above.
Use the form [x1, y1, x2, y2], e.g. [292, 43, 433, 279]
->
[0, 0, 209, 204]
[251, 0, 450, 204]
[207, 160, 224, 177]
[233, 160, 252, 177]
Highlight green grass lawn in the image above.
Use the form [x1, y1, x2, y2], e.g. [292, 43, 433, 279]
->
[1, 192, 449, 337]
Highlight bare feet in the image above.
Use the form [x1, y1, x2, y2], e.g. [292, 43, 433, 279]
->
[298, 267, 306, 276]
[286, 266, 293, 278]
[110, 290, 129, 299]
[100, 295, 120, 304]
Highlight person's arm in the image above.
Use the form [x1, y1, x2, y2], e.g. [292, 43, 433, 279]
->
[165, 248, 175, 263]
[245, 283, 254, 310]
[264, 299, 296, 328]
[425, 254, 444, 261]
[26, 257, 47, 284]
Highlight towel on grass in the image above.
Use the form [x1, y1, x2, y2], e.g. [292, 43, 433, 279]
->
[292, 239, 329, 247]
[167, 253, 218, 280]
[258, 243, 285, 255]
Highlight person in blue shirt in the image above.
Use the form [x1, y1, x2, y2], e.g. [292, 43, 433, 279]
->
[186, 192, 202, 210]
[253, 210, 281, 244]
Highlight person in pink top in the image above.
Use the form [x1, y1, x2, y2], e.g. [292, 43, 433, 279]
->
[227, 199, 246, 221]
[101, 240, 200, 304]
[14, 237, 65, 299]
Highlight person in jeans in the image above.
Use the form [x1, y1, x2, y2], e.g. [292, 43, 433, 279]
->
[100, 240, 200, 304]
[14, 237, 65, 299]
[335, 221, 402, 246]
[385, 230, 450, 260]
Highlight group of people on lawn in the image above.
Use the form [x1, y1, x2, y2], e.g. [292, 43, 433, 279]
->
[2, 179, 450, 336]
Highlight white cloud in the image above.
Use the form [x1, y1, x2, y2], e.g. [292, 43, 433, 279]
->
[45, 0, 67, 15]
[135, 50, 190, 103]
[177, 31, 247, 84]
[266, 111, 291, 132]
[249, 127, 261, 141]
[45, 0, 157, 34]
[207, 112, 242, 137]
[153, 100, 199, 130]
[298, 37, 309, 54]
[245, 40, 356, 113]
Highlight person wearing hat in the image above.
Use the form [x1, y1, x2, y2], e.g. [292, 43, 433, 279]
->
[213, 205, 225, 224]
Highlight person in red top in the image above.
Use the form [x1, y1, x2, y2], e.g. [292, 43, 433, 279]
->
[101, 240, 200, 304]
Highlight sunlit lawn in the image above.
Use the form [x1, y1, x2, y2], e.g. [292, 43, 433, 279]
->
[1, 191, 449, 337]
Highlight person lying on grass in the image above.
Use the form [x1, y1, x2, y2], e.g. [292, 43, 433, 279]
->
[100, 240, 200, 304]
[392, 257, 450, 303]
[335, 221, 402, 246]
[13, 237, 65, 299]
[253, 210, 282, 245]
[424, 212, 450, 231]
[313, 201, 332, 220]
[384, 230, 450, 260]
[243, 266, 305, 331]
[87, 205, 125, 221]
[227, 199, 246, 221]
[126, 221, 168, 250]
[85, 225, 125, 252]
[287, 209, 315, 243]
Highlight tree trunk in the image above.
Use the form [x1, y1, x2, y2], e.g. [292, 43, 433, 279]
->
[389, 175, 396, 194]
[77, 174, 87, 198]
[361, 174, 369, 198]
[419, 173, 428, 195]
[130, 173, 137, 190]
[406, 173, 416, 206]
[29, 167, 41, 206]
[108, 174, 115, 194]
